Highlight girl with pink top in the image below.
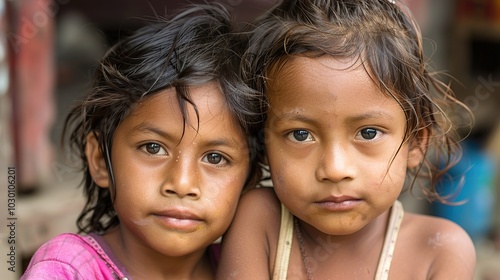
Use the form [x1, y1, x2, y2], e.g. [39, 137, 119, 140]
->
[21, 3, 262, 279]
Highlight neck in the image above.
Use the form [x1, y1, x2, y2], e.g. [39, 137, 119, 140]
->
[296, 208, 391, 261]
[294, 206, 403, 279]
[102, 227, 214, 279]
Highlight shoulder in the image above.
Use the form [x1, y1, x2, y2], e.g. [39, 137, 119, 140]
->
[237, 187, 283, 230]
[402, 213, 475, 251]
[398, 213, 476, 278]
[27, 233, 94, 262]
[21, 233, 113, 280]
[239, 187, 281, 212]
[231, 187, 282, 240]
[217, 187, 282, 279]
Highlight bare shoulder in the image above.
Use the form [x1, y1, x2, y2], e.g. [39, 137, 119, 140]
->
[236, 187, 282, 226]
[233, 187, 283, 252]
[216, 187, 282, 280]
[397, 213, 476, 279]
[241, 186, 281, 209]
[402, 213, 475, 252]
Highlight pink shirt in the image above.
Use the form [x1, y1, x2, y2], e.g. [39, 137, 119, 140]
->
[21, 233, 220, 279]
[21, 233, 129, 280]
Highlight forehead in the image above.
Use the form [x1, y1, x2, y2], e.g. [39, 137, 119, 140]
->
[126, 83, 243, 134]
[265, 55, 403, 119]
[134, 83, 218, 114]
[267, 55, 376, 98]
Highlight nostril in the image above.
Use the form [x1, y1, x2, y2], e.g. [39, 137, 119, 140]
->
[162, 186, 200, 198]
[165, 190, 176, 195]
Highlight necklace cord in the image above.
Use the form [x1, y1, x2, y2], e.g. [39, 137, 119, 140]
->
[294, 217, 314, 280]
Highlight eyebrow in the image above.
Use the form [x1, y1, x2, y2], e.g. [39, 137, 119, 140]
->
[344, 111, 394, 124]
[131, 122, 173, 140]
[272, 110, 394, 125]
[202, 139, 242, 150]
[272, 110, 316, 125]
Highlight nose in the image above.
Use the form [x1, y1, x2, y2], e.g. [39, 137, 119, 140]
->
[162, 155, 201, 199]
[315, 142, 355, 183]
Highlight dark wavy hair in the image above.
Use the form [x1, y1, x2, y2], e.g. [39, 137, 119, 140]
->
[63, 3, 263, 234]
[243, 0, 473, 202]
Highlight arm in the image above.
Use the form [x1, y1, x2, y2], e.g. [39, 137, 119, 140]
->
[216, 187, 282, 280]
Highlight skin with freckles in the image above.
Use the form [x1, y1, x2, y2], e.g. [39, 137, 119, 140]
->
[87, 83, 250, 279]
[216, 56, 476, 279]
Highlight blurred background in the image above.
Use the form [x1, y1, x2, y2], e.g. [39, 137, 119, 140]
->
[0, 0, 499, 279]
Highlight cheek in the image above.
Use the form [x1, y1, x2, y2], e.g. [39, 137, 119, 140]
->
[376, 156, 408, 194]
[267, 148, 290, 184]
[390, 149, 410, 179]
[209, 175, 246, 211]
[111, 156, 139, 183]
[270, 163, 296, 197]
[204, 180, 243, 234]
[271, 169, 286, 190]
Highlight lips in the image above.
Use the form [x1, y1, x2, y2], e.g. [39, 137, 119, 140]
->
[155, 208, 201, 220]
[316, 196, 362, 211]
[153, 208, 204, 231]
[318, 195, 359, 203]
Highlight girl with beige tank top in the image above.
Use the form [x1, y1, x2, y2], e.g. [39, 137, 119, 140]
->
[216, 0, 476, 279]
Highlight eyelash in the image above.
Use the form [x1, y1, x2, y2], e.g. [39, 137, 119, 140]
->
[356, 128, 382, 141]
[285, 128, 382, 143]
[202, 153, 230, 166]
[139, 142, 230, 166]
[140, 142, 167, 155]
[286, 130, 315, 142]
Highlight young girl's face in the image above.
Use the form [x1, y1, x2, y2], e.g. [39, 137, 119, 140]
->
[265, 56, 423, 235]
[104, 82, 250, 256]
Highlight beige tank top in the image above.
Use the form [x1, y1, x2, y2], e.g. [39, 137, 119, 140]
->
[272, 201, 404, 280]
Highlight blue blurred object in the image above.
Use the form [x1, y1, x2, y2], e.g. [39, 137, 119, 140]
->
[431, 140, 495, 243]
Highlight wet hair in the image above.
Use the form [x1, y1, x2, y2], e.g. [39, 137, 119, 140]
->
[243, 0, 473, 202]
[63, 3, 263, 234]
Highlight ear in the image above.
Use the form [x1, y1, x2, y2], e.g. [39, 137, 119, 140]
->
[407, 128, 429, 168]
[85, 132, 110, 188]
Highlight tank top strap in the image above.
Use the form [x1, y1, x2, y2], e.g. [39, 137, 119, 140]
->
[273, 201, 404, 280]
[273, 203, 294, 280]
[375, 200, 404, 280]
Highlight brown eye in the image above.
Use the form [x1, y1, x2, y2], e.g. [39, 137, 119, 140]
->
[142, 143, 165, 155]
[203, 152, 229, 166]
[206, 153, 222, 164]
